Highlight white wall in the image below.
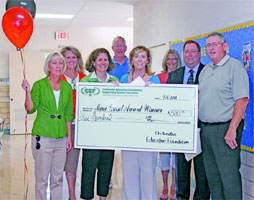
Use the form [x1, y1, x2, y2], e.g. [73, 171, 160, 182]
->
[134, 0, 254, 46]
[133, 0, 254, 72]
[0, 26, 133, 78]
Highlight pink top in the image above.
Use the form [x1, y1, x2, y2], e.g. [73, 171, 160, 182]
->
[157, 72, 168, 84]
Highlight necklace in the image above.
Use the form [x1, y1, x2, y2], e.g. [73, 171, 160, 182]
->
[132, 71, 146, 81]
[71, 78, 76, 90]
[65, 70, 78, 79]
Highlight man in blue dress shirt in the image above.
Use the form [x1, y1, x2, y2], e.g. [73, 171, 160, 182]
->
[109, 36, 129, 80]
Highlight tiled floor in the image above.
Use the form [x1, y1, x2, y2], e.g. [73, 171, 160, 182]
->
[0, 134, 173, 200]
[2, 134, 251, 199]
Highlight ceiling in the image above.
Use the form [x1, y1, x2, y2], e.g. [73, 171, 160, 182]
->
[0, 0, 138, 28]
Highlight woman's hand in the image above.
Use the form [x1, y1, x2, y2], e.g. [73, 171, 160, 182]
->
[66, 135, 72, 152]
[112, 81, 119, 86]
[22, 79, 31, 92]
[145, 81, 152, 86]
[22, 79, 33, 112]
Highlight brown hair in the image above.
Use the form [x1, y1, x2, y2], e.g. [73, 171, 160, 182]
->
[85, 48, 115, 72]
[183, 40, 201, 52]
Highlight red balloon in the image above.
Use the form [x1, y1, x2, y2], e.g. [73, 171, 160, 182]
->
[2, 7, 33, 49]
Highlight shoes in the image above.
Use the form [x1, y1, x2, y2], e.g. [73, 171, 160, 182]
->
[160, 187, 168, 200]
[169, 188, 176, 200]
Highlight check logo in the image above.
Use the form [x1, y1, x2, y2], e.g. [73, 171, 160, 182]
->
[81, 87, 100, 96]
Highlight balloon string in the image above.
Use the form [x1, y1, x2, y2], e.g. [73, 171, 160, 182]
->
[20, 49, 29, 200]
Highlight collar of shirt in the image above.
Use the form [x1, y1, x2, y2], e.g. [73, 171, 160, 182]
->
[209, 54, 230, 69]
[217, 54, 230, 66]
[64, 74, 79, 83]
[183, 64, 200, 84]
[90, 71, 113, 82]
[64, 74, 79, 90]
[113, 55, 128, 65]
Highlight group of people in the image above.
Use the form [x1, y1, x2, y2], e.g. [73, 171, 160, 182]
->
[21, 32, 249, 200]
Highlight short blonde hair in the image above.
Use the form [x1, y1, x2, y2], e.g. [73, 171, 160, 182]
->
[85, 48, 115, 72]
[44, 52, 66, 76]
[129, 45, 154, 76]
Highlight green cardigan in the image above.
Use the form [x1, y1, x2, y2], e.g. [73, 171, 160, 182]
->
[28, 77, 73, 138]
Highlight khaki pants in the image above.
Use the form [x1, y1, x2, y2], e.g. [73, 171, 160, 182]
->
[121, 151, 157, 200]
[32, 136, 67, 200]
[64, 125, 80, 173]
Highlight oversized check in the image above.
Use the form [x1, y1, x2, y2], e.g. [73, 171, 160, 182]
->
[75, 83, 198, 153]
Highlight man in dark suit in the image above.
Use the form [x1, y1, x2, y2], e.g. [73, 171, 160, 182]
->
[166, 40, 210, 200]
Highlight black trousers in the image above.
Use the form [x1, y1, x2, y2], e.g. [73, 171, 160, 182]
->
[176, 152, 210, 200]
[80, 149, 114, 199]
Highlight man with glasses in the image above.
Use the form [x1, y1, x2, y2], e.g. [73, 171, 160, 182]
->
[167, 40, 210, 200]
[199, 32, 249, 199]
[109, 36, 129, 80]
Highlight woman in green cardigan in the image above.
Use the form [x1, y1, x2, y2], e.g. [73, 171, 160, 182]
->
[80, 48, 118, 200]
[22, 52, 73, 200]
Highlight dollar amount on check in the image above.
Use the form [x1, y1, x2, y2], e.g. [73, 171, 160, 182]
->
[75, 83, 198, 153]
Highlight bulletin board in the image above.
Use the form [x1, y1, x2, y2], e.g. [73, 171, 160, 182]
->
[169, 21, 254, 152]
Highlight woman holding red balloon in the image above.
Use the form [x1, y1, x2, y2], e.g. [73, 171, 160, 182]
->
[22, 52, 73, 200]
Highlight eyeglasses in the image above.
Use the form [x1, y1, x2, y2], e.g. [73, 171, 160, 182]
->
[113, 45, 126, 48]
[206, 42, 223, 48]
[71, 78, 76, 90]
[36, 135, 40, 150]
[167, 57, 178, 61]
[183, 50, 199, 54]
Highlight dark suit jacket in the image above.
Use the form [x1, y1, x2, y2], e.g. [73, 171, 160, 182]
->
[166, 63, 210, 199]
[166, 63, 205, 127]
[166, 63, 204, 84]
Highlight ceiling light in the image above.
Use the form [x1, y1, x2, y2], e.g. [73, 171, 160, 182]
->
[36, 14, 74, 19]
[126, 17, 133, 22]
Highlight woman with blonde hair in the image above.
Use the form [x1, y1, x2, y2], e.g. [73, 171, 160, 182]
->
[60, 46, 86, 200]
[22, 52, 73, 200]
[121, 46, 160, 200]
[158, 49, 181, 200]
[157, 49, 182, 84]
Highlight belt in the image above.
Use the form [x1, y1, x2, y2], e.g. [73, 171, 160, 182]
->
[199, 120, 231, 126]
[50, 114, 62, 119]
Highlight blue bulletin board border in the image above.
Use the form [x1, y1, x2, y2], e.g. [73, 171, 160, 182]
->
[169, 21, 254, 152]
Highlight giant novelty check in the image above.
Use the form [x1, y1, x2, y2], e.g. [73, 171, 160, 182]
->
[75, 83, 198, 153]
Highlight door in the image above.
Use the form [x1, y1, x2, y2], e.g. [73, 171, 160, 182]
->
[9, 51, 45, 134]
